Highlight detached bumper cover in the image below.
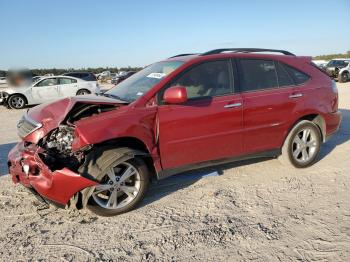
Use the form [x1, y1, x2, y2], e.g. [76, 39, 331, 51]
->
[8, 141, 98, 206]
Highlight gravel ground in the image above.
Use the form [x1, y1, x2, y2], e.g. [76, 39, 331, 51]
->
[0, 83, 349, 261]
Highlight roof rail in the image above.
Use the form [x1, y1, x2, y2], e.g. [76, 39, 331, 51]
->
[201, 48, 295, 56]
[168, 53, 198, 59]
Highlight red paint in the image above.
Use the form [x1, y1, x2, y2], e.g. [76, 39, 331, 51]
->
[8, 52, 342, 206]
[163, 86, 188, 104]
[8, 142, 97, 205]
[158, 94, 243, 169]
[241, 86, 301, 153]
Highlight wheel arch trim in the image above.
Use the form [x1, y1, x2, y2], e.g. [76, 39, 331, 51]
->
[7, 93, 28, 106]
[284, 114, 326, 145]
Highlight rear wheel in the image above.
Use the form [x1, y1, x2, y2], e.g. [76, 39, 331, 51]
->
[84, 148, 149, 216]
[8, 94, 26, 109]
[338, 72, 349, 83]
[76, 89, 91, 95]
[279, 120, 321, 168]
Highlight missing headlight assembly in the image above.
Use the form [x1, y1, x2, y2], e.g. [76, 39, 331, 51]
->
[39, 125, 83, 171]
[37, 102, 118, 172]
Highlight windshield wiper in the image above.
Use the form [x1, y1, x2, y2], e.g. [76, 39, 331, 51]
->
[102, 93, 129, 103]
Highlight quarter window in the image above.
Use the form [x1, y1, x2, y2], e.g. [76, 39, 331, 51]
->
[240, 59, 278, 92]
[168, 60, 232, 100]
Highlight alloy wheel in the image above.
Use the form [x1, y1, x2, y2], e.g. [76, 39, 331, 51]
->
[291, 128, 318, 164]
[10, 96, 25, 108]
[92, 162, 141, 210]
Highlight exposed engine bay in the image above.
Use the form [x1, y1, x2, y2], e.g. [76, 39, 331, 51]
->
[38, 102, 118, 171]
[45, 125, 75, 155]
[39, 125, 82, 171]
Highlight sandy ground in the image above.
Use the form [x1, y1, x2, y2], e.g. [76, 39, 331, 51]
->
[0, 83, 349, 261]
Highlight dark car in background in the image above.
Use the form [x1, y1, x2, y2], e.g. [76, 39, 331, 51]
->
[111, 71, 136, 85]
[63, 72, 97, 82]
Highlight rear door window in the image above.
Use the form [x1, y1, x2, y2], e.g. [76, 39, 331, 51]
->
[240, 59, 278, 92]
[58, 77, 77, 85]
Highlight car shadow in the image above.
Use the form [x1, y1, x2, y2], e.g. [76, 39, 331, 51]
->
[140, 109, 349, 208]
[139, 157, 270, 208]
[0, 142, 16, 176]
[319, 108, 350, 160]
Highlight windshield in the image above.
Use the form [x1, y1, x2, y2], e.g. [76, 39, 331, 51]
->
[327, 60, 349, 67]
[105, 61, 184, 102]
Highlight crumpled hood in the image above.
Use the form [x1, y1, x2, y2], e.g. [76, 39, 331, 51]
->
[26, 94, 126, 142]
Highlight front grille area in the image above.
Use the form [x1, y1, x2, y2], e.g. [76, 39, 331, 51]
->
[17, 114, 42, 138]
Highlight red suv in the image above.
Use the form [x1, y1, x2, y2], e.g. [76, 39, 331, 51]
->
[8, 48, 341, 216]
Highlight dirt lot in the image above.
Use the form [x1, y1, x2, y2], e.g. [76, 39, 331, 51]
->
[0, 83, 349, 261]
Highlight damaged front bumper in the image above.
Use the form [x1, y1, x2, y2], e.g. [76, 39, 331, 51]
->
[8, 141, 98, 206]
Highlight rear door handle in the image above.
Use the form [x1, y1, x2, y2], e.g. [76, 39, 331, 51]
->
[289, 93, 303, 98]
[224, 102, 242, 108]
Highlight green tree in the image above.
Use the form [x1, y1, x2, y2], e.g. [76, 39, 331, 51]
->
[313, 51, 350, 60]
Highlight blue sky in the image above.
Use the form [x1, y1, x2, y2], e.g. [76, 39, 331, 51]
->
[0, 0, 349, 69]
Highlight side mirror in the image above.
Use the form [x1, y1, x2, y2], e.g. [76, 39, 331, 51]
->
[163, 86, 188, 104]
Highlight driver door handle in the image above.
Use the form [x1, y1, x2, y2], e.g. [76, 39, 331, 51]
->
[289, 93, 303, 98]
[224, 102, 242, 108]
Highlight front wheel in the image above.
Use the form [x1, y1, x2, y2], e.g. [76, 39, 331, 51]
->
[279, 120, 321, 168]
[84, 148, 149, 216]
[8, 94, 26, 109]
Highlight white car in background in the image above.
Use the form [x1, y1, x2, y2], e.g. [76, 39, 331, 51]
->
[312, 59, 328, 69]
[0, 75, 100, 109]
[97, 71, 111, 81]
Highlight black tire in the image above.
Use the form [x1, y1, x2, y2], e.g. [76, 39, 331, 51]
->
[81, 147, 149, 216]
[8, 94, 27, 109]
[279, 120, 321, 168]
[76, 89, 91, 95]
[338, 72, 349, 83]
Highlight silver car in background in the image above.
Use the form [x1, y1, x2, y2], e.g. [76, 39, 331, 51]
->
[0, 75, 100, 109]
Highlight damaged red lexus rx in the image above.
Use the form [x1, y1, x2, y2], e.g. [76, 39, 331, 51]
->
[8, 48, 341, 216]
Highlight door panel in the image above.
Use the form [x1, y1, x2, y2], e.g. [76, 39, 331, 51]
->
[158, 94, 243, 169]
[57, 77, 78, 97]
[31, 78, 60, 103]
[238, 59, 300, 153]
[242, 87, 298, 153]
